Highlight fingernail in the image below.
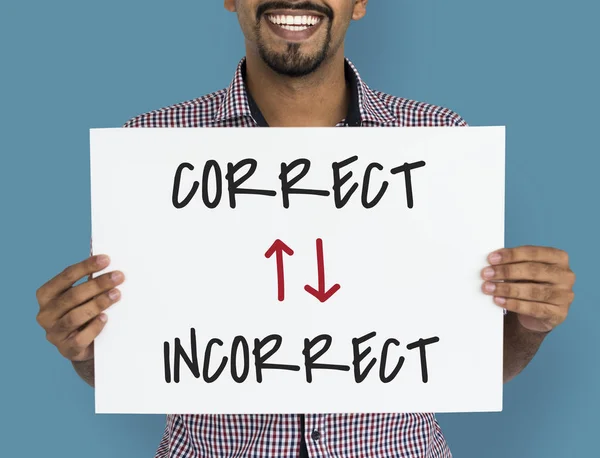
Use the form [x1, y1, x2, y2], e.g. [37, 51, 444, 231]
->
[96, 255, 110, 266]
[99, 314, 108, 323]
[111, 271, 124, 282]
[108, 289, 120, 300]
[494, 297, 506, 305]
[483, 267, 495, 279]
[484, 282, 496, 293]
[489, 252, 502, 264]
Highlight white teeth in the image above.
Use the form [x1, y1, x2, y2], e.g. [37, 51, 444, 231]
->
[280, 25, 310, 31]
[267, 14, 321, 27]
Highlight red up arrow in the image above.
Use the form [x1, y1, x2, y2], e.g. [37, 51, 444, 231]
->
[265, 239, 294, 302]
[304, 238, 341, 303]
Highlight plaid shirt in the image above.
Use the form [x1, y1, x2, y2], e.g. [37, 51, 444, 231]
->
[123, 58, 465, 458]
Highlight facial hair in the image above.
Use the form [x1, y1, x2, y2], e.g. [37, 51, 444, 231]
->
[254, 1, 334, 77]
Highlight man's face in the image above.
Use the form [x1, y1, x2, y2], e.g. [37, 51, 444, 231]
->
[225, 1, 367, 77]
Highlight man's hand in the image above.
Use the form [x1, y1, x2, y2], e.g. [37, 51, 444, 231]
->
[481, 245, 575, 333]
[36, 255, 124, 362]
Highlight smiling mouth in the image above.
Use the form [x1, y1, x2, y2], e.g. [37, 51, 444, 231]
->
[265, 13, 323, 32]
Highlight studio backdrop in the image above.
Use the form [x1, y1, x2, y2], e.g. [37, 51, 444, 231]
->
[1, 1, 598, 457]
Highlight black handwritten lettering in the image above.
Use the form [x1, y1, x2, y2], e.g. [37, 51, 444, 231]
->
[302, 334, 350, 382]
[173, 327, 200, 383]
[203, 338, 228, 383]
[352, 331, 377, 383]
[163, 341, 171, 383]
[161, 330, 440, 385]
[332, 156, 359, 208]
[407, 336, 440, 383]
[362, 162, 389, 208]
[379, 338, 404, 383]
[171, 156, 427, 210]
[201, 160, 223, 209]
[279, 159, 330, 208]
[253, 334, 301, 383]
[231, 336, 250, 383]
[172, 162, 199, 209]
[226, 159, 277, 208]
[390, 161, 426, 209]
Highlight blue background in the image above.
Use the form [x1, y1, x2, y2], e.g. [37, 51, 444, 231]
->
[2, 0, 598, 456]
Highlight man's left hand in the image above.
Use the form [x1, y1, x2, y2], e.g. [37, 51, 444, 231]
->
[481, 246, 575, 333]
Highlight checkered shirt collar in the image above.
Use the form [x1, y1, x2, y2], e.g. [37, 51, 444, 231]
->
[214, 57, 397, 126]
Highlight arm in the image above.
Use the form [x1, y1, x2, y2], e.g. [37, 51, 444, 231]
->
[36, 255, 124, 390]
[480, 246, 575, 383]
[503, 311, 548, 383]
[73, 359, 96, 387]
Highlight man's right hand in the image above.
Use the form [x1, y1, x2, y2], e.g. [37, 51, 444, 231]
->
[36, 254, 124, 362]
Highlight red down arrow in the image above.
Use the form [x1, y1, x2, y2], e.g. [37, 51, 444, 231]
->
[304, 238, 341, 302]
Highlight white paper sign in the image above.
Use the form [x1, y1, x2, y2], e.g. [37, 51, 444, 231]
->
[90, 126, 505, 414]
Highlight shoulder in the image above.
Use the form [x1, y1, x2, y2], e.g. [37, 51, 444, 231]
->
[122, 88, 227, 128]
[368, 88, 468, 127]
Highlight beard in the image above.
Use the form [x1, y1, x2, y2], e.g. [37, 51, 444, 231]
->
[254, 1, 334, 77]
[256, 31, 332, 77]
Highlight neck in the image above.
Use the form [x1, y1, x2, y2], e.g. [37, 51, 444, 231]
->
[244, 47, 349, 127]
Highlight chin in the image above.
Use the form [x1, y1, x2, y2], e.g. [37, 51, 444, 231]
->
[258, 43, 329, 77]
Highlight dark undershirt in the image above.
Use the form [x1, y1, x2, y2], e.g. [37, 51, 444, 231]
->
[242, 61, 362, 458]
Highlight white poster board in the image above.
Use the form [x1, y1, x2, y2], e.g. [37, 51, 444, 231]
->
[90, 126, 505, 414]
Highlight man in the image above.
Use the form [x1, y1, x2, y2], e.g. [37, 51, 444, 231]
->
[36, 1, 576, 457]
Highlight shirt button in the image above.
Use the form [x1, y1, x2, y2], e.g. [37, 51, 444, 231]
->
[311, 429, 321, 441]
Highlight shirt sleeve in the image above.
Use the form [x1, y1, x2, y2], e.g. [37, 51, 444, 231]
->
[445, 111, 468, 127]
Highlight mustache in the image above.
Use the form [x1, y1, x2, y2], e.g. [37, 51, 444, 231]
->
[256, 1, 334, 22]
